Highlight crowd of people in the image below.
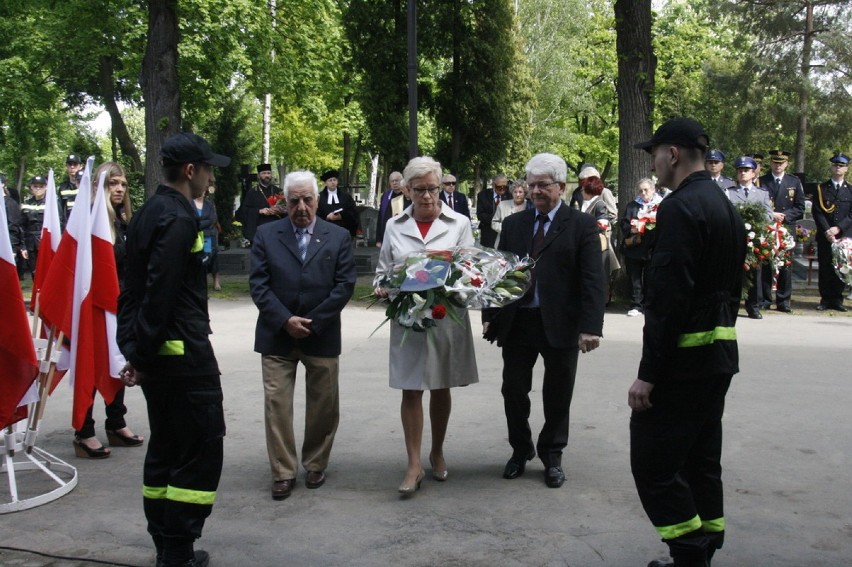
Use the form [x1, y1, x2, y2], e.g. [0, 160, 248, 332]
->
[4, 121, 851, 567]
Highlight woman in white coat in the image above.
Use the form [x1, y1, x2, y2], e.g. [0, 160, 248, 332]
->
[374, 156, 479, 495]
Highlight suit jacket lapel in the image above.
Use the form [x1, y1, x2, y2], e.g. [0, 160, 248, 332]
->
[303, 220, 329, 264]
[277, 219, 302, 261]
[538, 203, 569, 254]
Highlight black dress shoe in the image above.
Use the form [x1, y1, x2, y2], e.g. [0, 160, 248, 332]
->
[816, 303, 828, 311]
[833, 304, 849, 312]
[647, 561, 673, 567]
[272, 479, 295, 500]
[776, 305, 793, 313]
[545, 466, 565, 488]
[305, 470, 326, 489]
[503, 451, 534, 479]
[746, 310, 762, 320]
[157, 550, 210, 567]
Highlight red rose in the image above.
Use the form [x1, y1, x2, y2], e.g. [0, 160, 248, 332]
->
[427, 250, 453, 262]
[415, 270, 430, 283]
[432, 304, 447, 319]
[470, 276, 483, 288]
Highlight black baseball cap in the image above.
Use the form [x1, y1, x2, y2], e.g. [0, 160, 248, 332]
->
[160, 133, 230, 167]
[66, 153, 82, 164]
[634, 117, 710, 153]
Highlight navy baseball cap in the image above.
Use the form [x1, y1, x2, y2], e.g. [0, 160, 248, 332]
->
[160, 133, 230, 167]
[705, 149, 725, 162]
[734, 156, 757, 170]
[28, 175, 48, 186]
[634, 117, 710, 153]
[830, 152, 850, 165]
[65, 154, 82, 164]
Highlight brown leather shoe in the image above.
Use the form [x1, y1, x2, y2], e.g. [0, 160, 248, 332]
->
[271, 479, 295, 500]
[305, 470, 326, 489]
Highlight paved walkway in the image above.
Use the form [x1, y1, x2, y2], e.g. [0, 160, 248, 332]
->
[2, 299, 851, 566]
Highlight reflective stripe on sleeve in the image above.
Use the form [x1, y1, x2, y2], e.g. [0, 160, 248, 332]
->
[157, 340, 185, 355]
[192, 231, 204, 252]
[702, 517, 725, 533]
[167, 485, 217, 506]
[143, 485, 167, 499]
[677, 326, 736, 348]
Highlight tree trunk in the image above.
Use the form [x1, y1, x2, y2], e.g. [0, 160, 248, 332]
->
[449, 0, 462, 171]
[99, 56, 143, 173]
[342, 130, 351, 188]
[141, 0, 181, 197]
[614, 0, 655, 300]
[349, 134, 363, 188]
[794, 1, 814, 172]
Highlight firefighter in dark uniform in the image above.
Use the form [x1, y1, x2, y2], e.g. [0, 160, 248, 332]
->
[812, 152, 852, 312]
[758, 149, 805, 312]
[117, 133, 230, 567]
[21, 175, 66, 280]
[631, 118, 746, 567]
[58, 153, 83, 218]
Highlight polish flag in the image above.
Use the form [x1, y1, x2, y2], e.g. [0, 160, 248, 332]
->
[0, 193, 39, 428]
[39, 158, 123, 430]
[30, 169, 63, 316]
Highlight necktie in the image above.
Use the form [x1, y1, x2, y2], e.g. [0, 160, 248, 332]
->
[328, 191, 338, 205]
[744, 186, 749, 198]
[448, 194, 454, 210]
[495, 193, 500, 205]
[297, 228, 309, 260]
[531, 214, 548, 259]
[775, 178, 781, 190]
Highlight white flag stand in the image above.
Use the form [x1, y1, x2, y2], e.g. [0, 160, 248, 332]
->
[0, 333, 78, 514]
[1, 426, 78, 513]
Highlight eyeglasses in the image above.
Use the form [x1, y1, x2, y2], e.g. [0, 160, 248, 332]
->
[442, 181, 456, 185]
[411, 186, 441, 195]
[493, 185, 508, 190]
[527, 181, 559, 191]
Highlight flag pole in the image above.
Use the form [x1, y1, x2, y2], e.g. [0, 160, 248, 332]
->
[24, 328, 62, 454]
[31, 293, 41, 338]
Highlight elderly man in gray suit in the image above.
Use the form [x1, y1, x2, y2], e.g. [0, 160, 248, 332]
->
[249, 170, 356, 501]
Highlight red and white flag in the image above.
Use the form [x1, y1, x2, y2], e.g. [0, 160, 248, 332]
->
[39, 158, 124, 430]
[0, 193, 39, 429]
[30, 168, 63, 316]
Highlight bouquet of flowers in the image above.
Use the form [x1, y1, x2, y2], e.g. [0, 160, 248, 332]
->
[372, 247, 533, 338]
[832, 238, 852, 286]
[770, 221, 796, 270]
[736, 203, 778, 272]
[630, 204, 659, 234]
[795, 224, 812, 243]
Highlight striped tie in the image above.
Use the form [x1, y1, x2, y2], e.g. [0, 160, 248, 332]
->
[297, 228, 308, 260]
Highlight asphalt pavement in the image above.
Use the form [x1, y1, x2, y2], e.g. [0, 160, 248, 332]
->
[2, 298, 851, 567]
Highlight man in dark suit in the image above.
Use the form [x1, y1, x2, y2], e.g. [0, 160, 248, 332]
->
[758, 149, 805, 312]
[476, 174, 509, 247]
[317, 169, 358, 237]
[249, 170, 357, 501]
[375, 171, 409, 247]
[439, 173, 470, 218]
[483, 153, 605, 489]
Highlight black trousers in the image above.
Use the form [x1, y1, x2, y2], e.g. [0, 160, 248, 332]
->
[817, 237, 845, 306]
[501, 309, 579, 467]
[624, 256, 647, 310]
[75, 386, 128, 439]
[631, 374, 732, 560]
[761, 263, 792, 307]
[141, 376, 225, 559]
[744, 267, 764, 312]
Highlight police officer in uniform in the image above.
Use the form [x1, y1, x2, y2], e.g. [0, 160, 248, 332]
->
[631, 118, 745, 567]
[118, 133, 230, 567]
[759, 149, 805, 312]
[21, 175, 65, 280]
[58, 154, 83, 218]
[812, 152, 852, 312]
[704, 149, 734, 192]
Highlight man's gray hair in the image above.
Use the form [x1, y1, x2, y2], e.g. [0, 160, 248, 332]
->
[493, 173, 507, 183]
[403, 156, 442, 186]
[283, 170, 319, 198]
[637, 177, 655, 191]
[525, 153, 567, 183]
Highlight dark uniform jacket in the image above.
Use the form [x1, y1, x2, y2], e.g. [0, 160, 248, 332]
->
[4, 195, 24, 253]
[639, 171, 745, 384]
[21, 195, 66, 252]
[58, 179, 77, 218]
[812, 178, 852, 242]
[117, 185, 219, 378]
[759, 173, 805, 226]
